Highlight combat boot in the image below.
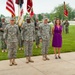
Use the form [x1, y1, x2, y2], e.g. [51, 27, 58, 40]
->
[29, 57, 34, 63]
[42, 55, 46, 61]
[26, 57, 29, 63]
[45, 55, 50, 60]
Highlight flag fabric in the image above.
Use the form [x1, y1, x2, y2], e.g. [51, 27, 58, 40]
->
[27, 0, 34, 17]
[64, 2, 68, 17]
[30, 8, 34, 17]
[15, 0, 23, 4]
[6, 0, 15, 17]
[15, 0, 24, 26]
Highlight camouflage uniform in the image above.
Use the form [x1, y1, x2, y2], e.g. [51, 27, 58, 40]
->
[3, 24, 19, 59]
[21, 22, 34, 57]
[35, 21, 40, 47]
[1, 21, 7, 51]
[0, 21, 2, 49]
[39, 23, 51, 55]
[64, 21, 69, 34]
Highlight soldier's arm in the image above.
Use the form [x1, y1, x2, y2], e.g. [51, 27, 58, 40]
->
[39, 24, 42, 41]
[0, 22, 3, 31]
[3, 25, 8, 41]
[39, 24, 42, 34]
[33, 23, 35, 34]
[49, 25, 52, 38]
[17, 26, 20, 40]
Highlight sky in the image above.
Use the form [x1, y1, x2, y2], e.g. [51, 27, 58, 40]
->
[0, 0, 75, 17]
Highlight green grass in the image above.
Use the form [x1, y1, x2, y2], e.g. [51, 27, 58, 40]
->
[0, 25, 75, 60]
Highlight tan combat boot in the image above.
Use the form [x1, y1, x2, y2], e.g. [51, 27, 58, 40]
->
[45, 55, 50, 60]
[26, 57, 29, 63]
[12, 58, 17, 65]
[42, 55, 46, 61]
[29, 57, 34, 63]
[9, 59, 13, 66]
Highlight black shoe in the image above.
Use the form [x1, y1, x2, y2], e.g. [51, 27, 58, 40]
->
[58, 56, 61, 59]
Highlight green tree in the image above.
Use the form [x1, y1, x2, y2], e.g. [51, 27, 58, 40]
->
[50, 3, 73, 20]
[0, 14, 5, 18]
[38, 14, 43, 21]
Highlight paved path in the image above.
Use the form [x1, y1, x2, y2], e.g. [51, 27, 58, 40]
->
[0, 52, 75, 75]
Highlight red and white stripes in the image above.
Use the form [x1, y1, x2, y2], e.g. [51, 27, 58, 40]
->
[6, 0, 15, 17]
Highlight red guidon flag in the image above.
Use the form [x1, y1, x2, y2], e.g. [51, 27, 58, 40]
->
[27, 0, 34, 17]
[6, 0, 15, 17]
[64, 2, 68, 17]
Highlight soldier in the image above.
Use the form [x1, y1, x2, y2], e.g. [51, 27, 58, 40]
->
[21, 15, 34, 63]
[34, 17, 40, 48]
[0, 18, 2, 49]
[1, 17, 7, 52]
[64, 20, 69, 34]
[39, 17, 51, 61]
[3, 18, 19, 66]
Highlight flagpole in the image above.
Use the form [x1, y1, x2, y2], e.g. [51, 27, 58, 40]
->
[16, 0, 19, 25]
[18, 0, 20, 26]
[17, 0, 24, 26]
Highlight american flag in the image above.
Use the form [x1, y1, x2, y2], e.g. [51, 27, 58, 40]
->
[6, 0, 15, 17]
[15, 0, 24, 26]
[27, 0, 34, 17]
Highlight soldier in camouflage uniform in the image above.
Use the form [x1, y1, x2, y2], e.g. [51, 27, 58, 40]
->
[34, 17, 40, 48]
[39, 18, 51, 61]
[3, 18, 19, 66]
[1, 17, 7, 52]
[21, 15, 34, 63]
[64, 20, 69, 34]
[0, 18, 2, 50]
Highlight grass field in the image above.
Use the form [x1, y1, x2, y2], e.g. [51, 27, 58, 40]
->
[0, 25, 75, 60]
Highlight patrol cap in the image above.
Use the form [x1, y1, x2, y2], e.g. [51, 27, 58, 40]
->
[1, 17, 5, 20]
[26, 15, 30, 19]
[43, 16, 49, 22]
[10, 17, 15, 21]
[43, 16, 48, 20]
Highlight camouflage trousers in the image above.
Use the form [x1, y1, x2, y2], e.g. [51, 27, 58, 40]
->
[0, 36, 6, 50]
[7, 42, 18, 59]
[24, 41, 33, 57]
[2, 39, 7, 50]
[18, 34, 23, 48]
[35, 35, 40, 45]
[35, 31, 40, 45]
[42, 40, 50, 55]
[65, 27, 69, 34]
